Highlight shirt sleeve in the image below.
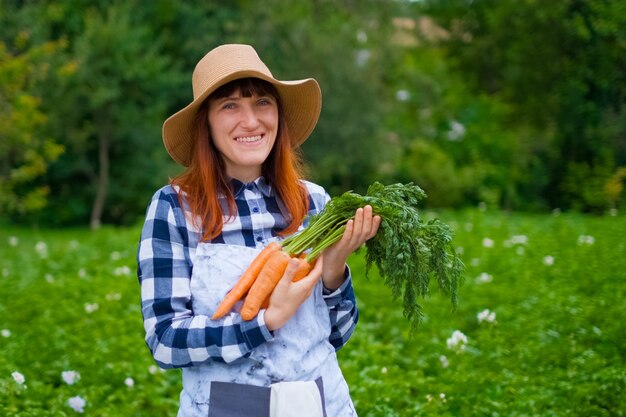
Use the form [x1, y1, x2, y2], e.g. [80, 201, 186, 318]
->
[322, 266, 359, 351]
[137, 188, 273, 369]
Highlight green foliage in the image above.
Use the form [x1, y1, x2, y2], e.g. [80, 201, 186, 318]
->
[2, 0, 625, 225]
[0, 37, 64, 216]
[419, 0, 626, 212]
[1, 210, 624, 415]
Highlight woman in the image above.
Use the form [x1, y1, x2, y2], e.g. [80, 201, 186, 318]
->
[137, 44, 380, 417]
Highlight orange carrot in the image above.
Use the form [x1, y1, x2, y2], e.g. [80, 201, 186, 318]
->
[240, 250, 291, 320]
[258, 258, 311, 310]
[292, 258, 312, 282]
[260, 295, 270, 310]
[211, 241, 281, 319]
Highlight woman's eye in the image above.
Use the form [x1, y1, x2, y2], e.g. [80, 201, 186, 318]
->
[258, 98, 273, 106]
[222, 102, 236, 110]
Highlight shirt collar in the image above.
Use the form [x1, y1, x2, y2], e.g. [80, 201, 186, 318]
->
[229, 176, 273, 198]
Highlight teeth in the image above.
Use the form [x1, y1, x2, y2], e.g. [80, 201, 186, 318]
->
[236, 135, 262, 143]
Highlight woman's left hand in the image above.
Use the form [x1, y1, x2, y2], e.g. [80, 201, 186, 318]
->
[321, 205, 381, 290]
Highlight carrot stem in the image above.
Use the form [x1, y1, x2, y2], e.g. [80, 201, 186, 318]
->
[305, 224, 346, 262]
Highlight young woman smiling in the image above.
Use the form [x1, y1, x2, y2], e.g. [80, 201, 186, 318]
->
[137, 44, 380, 417]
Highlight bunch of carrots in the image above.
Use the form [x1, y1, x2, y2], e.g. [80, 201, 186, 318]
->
[212, 182, 464, 330]
[211, 241, 313, 321]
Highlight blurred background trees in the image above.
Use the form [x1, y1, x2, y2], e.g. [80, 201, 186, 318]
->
[1, 0, 624, 228]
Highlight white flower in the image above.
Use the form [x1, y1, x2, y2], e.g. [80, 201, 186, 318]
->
[124, 377, 134, 388]
[381, 367, 388, 374]
[84, 303, 99, 313]
[446, 330, 468, 353]
[543, 255, 555, 266]
[475, 272, 493, 284]
[35, 241, 48, 258]
[110, 251, 121, 261]
[1, 329, 10, 338]
[439, 355, 449, 368]
[148, 365, 165, 375]
[356, 30, 368, 43]
[78, 268, 86, 278]
[68, 240, 80, 250]
[477, 309, 497, 324]
[447, 120, 466, 141]
[470, 258, 481, 267]
[396, 89, 410, 102]
[425, 394, 433, 402]
[12, 371, 25, 385]
[478, 201, 487, 211]
[45, 273, 55, 283]
[68, 396, 86, 413]
[8, 236, 19, 247]
[482, 238, 494, 248]
[439, 392, 447, 403]
[355, 49, 370, 67]
[62, 370, 80, 385]
[609, 208, 618, 217]
[105, 292, 122, 301]
[114, 266, 131, 276]
[504, 235, 528, 247]
[577, 235, 595, 245]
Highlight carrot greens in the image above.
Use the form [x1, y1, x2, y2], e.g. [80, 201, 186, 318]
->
[282, 182, 464, 331]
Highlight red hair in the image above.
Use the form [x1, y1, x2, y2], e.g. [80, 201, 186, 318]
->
[171, 78, 309, 242]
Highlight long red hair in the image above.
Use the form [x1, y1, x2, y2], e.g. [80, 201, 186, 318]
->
[171, 78, 309, 242]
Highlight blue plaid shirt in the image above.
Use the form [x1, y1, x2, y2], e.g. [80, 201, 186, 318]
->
[137, 177, 359, 369]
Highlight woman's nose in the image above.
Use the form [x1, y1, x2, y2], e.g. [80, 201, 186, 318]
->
[240, 105, 260, 129]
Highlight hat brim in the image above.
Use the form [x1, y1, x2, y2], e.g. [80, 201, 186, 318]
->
[163, 71, 321, 167]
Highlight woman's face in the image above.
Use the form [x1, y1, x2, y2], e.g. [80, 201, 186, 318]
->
[207, 88, 279, 182]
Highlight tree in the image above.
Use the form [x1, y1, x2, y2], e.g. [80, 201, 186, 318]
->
[0, 34, 64, 218]
[68, 3, 173, 228]
[420, 0, 626, 211]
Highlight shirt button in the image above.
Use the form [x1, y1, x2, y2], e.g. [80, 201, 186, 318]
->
[256, 236, 263, 242]
[252, 207, 259, 213]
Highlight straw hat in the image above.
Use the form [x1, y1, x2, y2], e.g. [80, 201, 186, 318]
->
[162, 44, 322, 167]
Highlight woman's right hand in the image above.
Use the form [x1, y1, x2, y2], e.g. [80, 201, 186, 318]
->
[263, 257, 323, 331]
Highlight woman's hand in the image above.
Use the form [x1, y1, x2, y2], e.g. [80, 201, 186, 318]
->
[321, 205, 381, 291]
[264, 257, 323, 331]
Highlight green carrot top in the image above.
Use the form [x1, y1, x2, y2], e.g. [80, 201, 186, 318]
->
[282, 182, 464, 331]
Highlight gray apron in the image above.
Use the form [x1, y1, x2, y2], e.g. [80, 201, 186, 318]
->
[177, 242, 357, 417]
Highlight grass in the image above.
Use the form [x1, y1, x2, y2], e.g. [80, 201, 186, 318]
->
[1, 208, 624, 416]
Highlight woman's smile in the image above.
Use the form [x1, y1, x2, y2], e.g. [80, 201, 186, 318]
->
[235, 134, 263, 143]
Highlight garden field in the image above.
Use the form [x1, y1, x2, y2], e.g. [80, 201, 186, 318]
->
[1, 209, 624, 416]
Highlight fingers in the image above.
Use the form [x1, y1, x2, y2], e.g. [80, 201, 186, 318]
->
[294, 257, 322, 289]
[342, 205, 379, 249]
[264, 258, 321, 331]
[368, 215, 382, 240]
[272, 258, 299, 294]
[281, 258, 300, 282]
